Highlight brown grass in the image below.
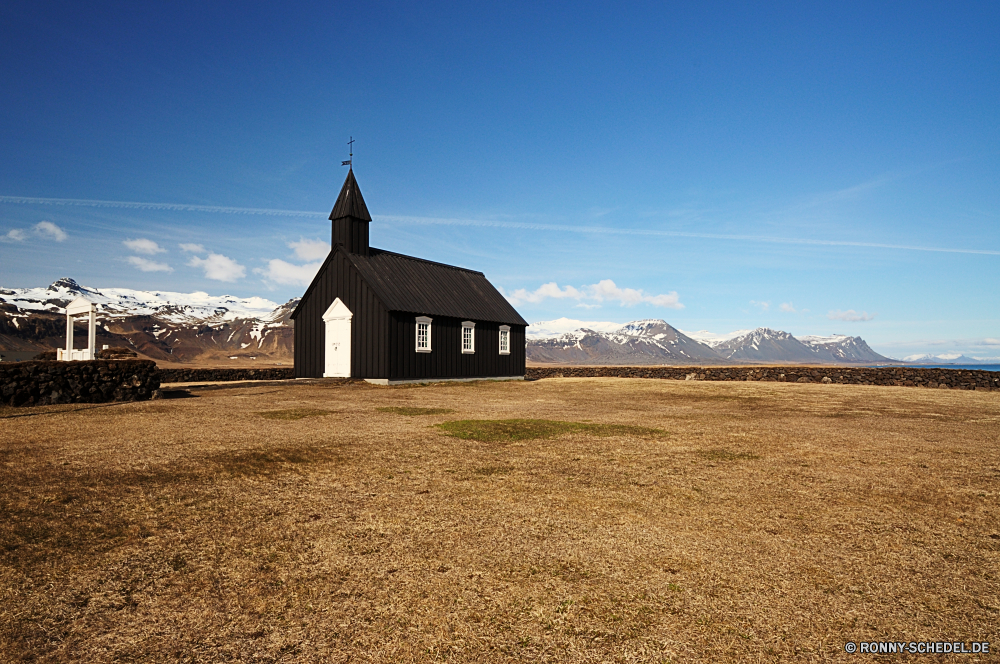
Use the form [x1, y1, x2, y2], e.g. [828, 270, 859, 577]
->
[434, 418, 665, 443]
[257, 408, 335, 420]
[1, 378, 998, 662]
[377, 406, 456, 416]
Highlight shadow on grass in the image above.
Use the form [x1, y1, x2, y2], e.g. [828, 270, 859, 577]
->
[0, 401, 136, 420]
[158, 389, 199, 399]
[435, 419, 665, 443]
[377, 406, 455, 416]
[0, 444, 340, 568]
[206, 445, 341, 476]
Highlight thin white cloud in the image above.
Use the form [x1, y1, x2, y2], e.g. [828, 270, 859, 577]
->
[505, 279, 683, 309]
[779, 302, 796, 313]
[188, 253, 246, 282]
[123, 238, 165, 254]
[127, 256, 173, 273]
[507, 282, 583, 304]
[179, 243, 206, 253]
[288, 237, 330, 262]
[3, 195, 997, 256]
[254, 259, 323, 287]
[750, 300, 770, 311]
[34, 221, 67, 241]
[255, 238, 330, 286]
[2, 228, 27, 242]
[828, 309, 876, 322]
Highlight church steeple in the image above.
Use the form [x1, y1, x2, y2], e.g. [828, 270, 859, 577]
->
[330, 168, 372, 256]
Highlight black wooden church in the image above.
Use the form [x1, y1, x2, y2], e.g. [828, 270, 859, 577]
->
[291, 169, 527, 383]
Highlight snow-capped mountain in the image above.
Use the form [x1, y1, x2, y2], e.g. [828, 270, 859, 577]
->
[0, 278, 297, 362]
[527, 319, 725, 365]
[713, 328, 891, 363]
[527, 319, 892, 365]
[798, 334, 891, 363]
[711, 328, 819, 362]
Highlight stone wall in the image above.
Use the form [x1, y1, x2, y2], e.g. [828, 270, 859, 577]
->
[0, 359, 159, 407]
[157, 367, 296, 384]
[525, 366, 1000, 390]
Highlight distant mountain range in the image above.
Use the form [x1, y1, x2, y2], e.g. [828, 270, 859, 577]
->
[2, 279, 988, 367]
[900, 354, 1000, 365]
[0, 278, 296, 363]
[526, 319, 892, 365]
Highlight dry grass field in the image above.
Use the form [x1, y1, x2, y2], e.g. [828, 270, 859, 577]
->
[1, 377, 998, 662]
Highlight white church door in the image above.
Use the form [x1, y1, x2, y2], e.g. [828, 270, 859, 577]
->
[322, 298, 353, 377]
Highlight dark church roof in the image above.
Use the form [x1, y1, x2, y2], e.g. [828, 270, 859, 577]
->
[349, 248, 527, 325]
[329, 169, 372, 221]
[292, 245, 528, 326]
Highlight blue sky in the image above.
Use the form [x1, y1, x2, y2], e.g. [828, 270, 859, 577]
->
[1, 1, 998, 358]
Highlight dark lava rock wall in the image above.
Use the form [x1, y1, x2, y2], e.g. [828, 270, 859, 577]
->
[525, 366, 1000, 390]
[157, 367, 296, 383]
[1, 359, 159, 407]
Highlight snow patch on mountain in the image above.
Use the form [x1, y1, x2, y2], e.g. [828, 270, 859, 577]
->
[0, 278, 281, 323]
[679, 329, 752, 347]
[799, 334, 850, 346]
[528, 318, 628, 340]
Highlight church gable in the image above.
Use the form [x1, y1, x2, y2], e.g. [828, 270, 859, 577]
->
[292, 247, 390, 379]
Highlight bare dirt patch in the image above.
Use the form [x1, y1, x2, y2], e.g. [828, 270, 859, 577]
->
[1, 378, 998, 662]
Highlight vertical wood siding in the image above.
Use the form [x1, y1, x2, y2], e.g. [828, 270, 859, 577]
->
[331, 217, 369, 256]
[387, 313, 526, 380]
[293, 253, 388, 379]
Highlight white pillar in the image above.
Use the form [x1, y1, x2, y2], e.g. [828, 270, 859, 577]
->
[66, 312, 73, 357]
[88, 310, 96, 360]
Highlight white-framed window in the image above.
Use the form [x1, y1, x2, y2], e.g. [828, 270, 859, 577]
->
[461, 321, 475, 354]
[416, 316, 432, 352]
[499, 325, 510, 355]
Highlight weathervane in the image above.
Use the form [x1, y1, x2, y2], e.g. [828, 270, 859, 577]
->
[342, 137, 354, 167]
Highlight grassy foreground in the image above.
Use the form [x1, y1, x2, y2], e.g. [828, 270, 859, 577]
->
[1, 378, 998, 662]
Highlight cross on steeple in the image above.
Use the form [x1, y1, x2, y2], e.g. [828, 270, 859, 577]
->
[342, 136, 354, 168]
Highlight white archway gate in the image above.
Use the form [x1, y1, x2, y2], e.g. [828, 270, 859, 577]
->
[322, 298, 353, 377]
[58, 297, 97, 361]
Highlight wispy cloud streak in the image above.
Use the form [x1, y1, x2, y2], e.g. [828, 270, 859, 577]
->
[3, 195, 997, 256]
[0, 195, 325, 218]
[379, 215, 1000, 257]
